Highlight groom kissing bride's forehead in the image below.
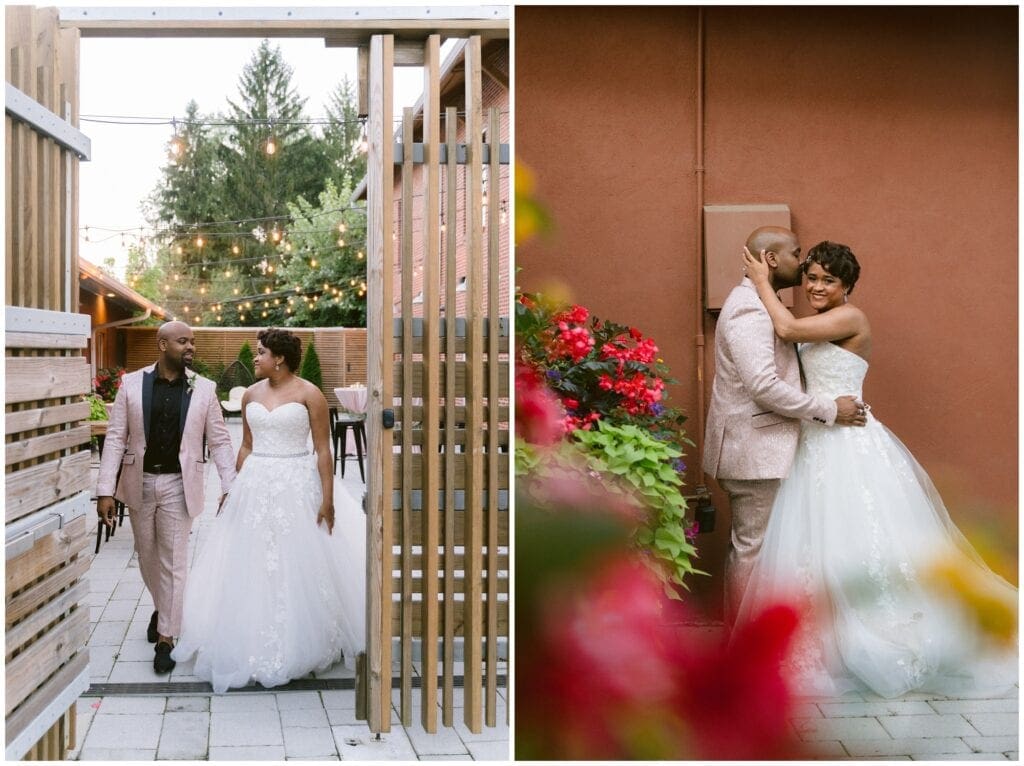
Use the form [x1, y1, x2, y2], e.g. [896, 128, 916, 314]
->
[704, 225, 1016, 700]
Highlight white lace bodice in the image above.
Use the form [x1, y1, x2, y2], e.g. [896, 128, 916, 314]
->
[799, 342, 868, 400]
[246, 401, 311, 454]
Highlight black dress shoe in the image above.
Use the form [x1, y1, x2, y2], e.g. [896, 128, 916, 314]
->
[154, 641, 176, 674]
[147, 611, 159, 643]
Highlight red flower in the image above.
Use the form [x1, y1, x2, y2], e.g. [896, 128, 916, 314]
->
[515, 364, 565, 446]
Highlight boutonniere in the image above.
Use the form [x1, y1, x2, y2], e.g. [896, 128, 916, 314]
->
[185, 371, 198, 396]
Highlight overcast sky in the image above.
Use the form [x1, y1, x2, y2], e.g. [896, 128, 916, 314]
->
[78, 34, 427, 278]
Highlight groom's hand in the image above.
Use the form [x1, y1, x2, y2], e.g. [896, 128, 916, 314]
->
[834, 396, 868, 427]
[96, 496, 116, 529]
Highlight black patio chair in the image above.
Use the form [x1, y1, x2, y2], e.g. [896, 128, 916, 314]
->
[217, 360, 254, 419]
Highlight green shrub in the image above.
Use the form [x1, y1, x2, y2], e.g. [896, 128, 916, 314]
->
[237, 341, 255, 377]
[299, 341, 323, 389]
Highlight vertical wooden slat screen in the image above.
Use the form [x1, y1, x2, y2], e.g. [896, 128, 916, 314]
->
[462, 34, 485, 734]
[365, 31, 395, 736]
[486, 106, 501, 728]
[420, 32, 442, 734]
[442, 106, 459, 729]
[365, 33, 508, 738]
[399, 107, 415, 725]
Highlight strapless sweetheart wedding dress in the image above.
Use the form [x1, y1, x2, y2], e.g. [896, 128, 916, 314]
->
[174, 401, 365, 692]
[735, 342, 1016, 699]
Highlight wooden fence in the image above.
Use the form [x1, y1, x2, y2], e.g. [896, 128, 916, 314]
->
[118, 326, 368, 395]
[5, 308, 93, 760]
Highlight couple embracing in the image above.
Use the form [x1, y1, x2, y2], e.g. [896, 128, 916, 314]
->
[96, 323, 364, 692]
[705, 225, 1016, 699]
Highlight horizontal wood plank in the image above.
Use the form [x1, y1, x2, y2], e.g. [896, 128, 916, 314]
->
[6, 555, 90, 627]
[6, 606, 89, 716]
[5, 451, 92, 523]
[6, 515, 89, 597]
[5, 331, 88, 350]
[391, 427, 509, 448]
[392, 360, 509, 398]
[5, 357, 90, 404]
[4, 401, 91, 435]
[389, 599, 507, 636]
[393, 453, 509, 490]
[392, 509, 508, 546]
[4, 651, 88, 750]
[5, 424, 90, 466]
[5, 580, 88, 653]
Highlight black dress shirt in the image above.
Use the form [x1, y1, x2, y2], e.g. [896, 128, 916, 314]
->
[144, 374, 184, 473]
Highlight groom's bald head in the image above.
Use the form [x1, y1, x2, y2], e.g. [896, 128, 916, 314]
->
[746, 226, 797, 258]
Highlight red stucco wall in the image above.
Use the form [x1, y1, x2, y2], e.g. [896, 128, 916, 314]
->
[515, 6, 1018, 614]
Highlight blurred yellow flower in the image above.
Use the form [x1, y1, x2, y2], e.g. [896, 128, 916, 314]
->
[515, 162, 553, 245]
[923, 555, 1018, 647]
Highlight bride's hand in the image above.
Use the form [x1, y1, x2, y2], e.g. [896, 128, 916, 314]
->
[316, 504, 335, 535]
[742, 246, 771, 284]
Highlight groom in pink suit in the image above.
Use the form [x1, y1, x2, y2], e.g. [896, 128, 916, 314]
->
[96, 321, 236, 673]
[703, 226, 866, 629]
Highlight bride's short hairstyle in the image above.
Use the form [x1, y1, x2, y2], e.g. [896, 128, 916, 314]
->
[257, 328, 302, 372]
[803, 241, 861, 294]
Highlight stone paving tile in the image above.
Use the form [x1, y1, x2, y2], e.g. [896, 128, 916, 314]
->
[207, 745, 287, 760]
[81, 712, 164, 749]
[280, 707, 330, 728]
[156, 711, 210, 760]
[111, 581, 145, 600]
[88, 620, 129, 646]
[210, 693, 279, 713]
[878, 712, 979, 739]
[332, 724, 418, 760]
[325, 706, 363, 726]
[963, 712, 1018, 736]
[166, 696, 209, 712]
[404, 718, 472, 757]
[209, 711, 284, 747]
[275, 691, 324, 710]
[842, 737, 972, 757]
[320, 690, 357, 710]
[76, 747, 157, 760]
[419, 756, 473, 761]
[915, 754, 1009, 761]
[848, 757, 912, 761]
[465, 739, 511, 760]
[789, 702, 824, 719]
[820, 700, 936, 718]
[283, 725, 339, 758]
[801, 739, 847, 758]
[108, 660, 163, 683]
[791, 716, 890, 741]
[286, 756, 340, 761]
[93, 696, 166, 715]
[929, 698, 1018, 714]
[963, 736, 1019, 753]
[116, 638, 157, 662]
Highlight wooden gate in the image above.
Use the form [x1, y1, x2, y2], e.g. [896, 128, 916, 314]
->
[363, 34, 509, 734]
[5, 5, 92, 760]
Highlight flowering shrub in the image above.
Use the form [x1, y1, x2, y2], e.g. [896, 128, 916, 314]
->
[516, 294, 687, 439]
[93, 366, 126, 402]
[516, 291, 699, 595]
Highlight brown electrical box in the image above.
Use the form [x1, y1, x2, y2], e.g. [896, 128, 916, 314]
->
[704, 204, 794, 311]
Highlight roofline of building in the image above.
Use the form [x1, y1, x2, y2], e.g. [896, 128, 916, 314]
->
[79, 258, 171, 319]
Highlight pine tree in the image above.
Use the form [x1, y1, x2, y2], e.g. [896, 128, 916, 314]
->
[322, 77, 366, 188]
[237, 341, 255, 377]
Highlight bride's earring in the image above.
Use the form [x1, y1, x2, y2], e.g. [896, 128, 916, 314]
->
[843, 291, 849, 304]
[275, 363, 281, 371]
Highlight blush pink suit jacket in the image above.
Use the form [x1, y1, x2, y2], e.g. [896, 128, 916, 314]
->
[703, 279, 838, 481]
[96, 364, 236, 516]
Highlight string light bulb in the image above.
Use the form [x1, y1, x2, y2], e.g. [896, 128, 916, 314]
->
[265, 136, 277, 155]
[232, 244, 240, 255]
[195, 236, 204, 248]
[338, 223, 347, 233]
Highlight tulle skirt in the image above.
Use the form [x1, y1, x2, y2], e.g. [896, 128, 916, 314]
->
[736, 415, 1017, 699]
[173, 452, 365, 693]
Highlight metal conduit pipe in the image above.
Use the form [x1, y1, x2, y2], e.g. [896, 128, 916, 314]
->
[692, 8, 714, 527]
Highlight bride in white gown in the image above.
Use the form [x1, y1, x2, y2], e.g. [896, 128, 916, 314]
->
[738, 241, 1016, 699]
[173, 328, 365, 693]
